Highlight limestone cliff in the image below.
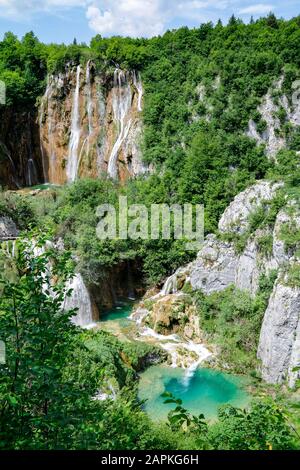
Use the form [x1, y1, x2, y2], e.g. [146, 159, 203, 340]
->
[0, 64, 147, 188]
[247, 76, 300, 159]
[39, 64, 147, 184]
[257, 276, 300, 388]
[158, 180, 300, 387]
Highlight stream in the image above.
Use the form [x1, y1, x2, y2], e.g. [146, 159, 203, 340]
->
[98, 301, 250, 421]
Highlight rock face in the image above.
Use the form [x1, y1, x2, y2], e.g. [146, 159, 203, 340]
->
[186, 180, 282, 296]
[144, 292, 200, 339]
[39, 65, 147, 185]
[246, 76, 300, 158]
[0, 109, 43, 188]
[218, 180, 283, 234]
[0, 217, 19, 239]
[157, 179, 300, 386]
[0, 64, 147, 188]
[258, 279, 300, 387]
[190, 235, 238, 294]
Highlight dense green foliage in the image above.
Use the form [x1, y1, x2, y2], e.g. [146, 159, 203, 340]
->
[192, 270, 278, 374]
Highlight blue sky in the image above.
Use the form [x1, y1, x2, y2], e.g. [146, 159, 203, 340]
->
[0, 1, 299, 44]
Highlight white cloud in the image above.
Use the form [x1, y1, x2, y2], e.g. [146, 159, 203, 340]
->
[0, 1, 280, 38]
[86, 1, 167, 37]
[239, 3, 275, 14]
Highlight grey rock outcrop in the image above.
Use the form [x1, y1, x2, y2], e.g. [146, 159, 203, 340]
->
[190, 235, 238, 294]
[246, 76, 300, 158]
[258, 277, 300, 387]
[218, 181, 282, 234]
[273, 206, 300, 266]
[0, 216, 18, 239]
[158, 179, 300, 387]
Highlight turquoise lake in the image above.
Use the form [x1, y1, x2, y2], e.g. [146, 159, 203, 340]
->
[100, 303, 250, 421]
[138, 365, 250, 422]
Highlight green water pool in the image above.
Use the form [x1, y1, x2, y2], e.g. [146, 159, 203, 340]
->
[101, 302, 134, 323]
[138, 365, 250, 422]
[100, 303, 251, 421]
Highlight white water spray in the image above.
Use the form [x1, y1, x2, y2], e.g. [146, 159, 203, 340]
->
[39, 79, 52, 183]
[66, 65, 81, 183]
[107, 69, 132, 179]
[27, 158, 38, 187]
[64, 273, 96, 328]
[133, 71, 143, 112]
[86, 60, 93, 137]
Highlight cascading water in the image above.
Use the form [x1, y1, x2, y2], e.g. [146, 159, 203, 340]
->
[39, 79, 52, 183]
[133, 71, 143, 112]
[107, 69, 132, 179]
[3, 240, 17, 258]
[66, 65, 81, 183]
[64, 273, 96, 328]
[42, 76, 57, 182]
[130, 307, 212, 384]
[86, 60, 93, 138]
[160, 273, 178, 296]
[27, 152, 38, 187]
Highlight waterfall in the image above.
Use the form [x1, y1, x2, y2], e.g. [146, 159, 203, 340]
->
[127, 261, 135, 300]
[86, 60, 93, 138]
[161, 273, 178, 296]
[66, 65, 81, 183]
[45, 77, 56, 181]
[107, 69, 132, 179]
[64, 273, 96, 328]
[0, 143, 20, 188]
[133, 71, 143, 112]
[39, 80, 51, 183]
[138, 326, 211, 374]
[27, 158, 38, 187]
[3, 240, 17, 258]
[130, 300, 212, 382]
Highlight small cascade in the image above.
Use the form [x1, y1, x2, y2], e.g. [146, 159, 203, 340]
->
[64, 273, 96, 328]
[107, 69, 132, 179]
[161, 273, 178, 296]
[127, 261, 135, 300]
[129, 307, 149, 325]
[93, 382, 117, 402]
[66, 275, 94, 328]
[133, 71, 143, 112]
[138, 326, 211, 373]
[66, 65, 81, 183]
[3, 240, 17, 258]
[27, 158, 38, 187]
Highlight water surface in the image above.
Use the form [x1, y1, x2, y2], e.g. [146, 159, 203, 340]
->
[138, 365, 250, 422]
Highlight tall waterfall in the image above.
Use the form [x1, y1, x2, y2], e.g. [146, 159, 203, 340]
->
[107, 69, 132, 179]
[64, 273, 95, 328]
[66, 65, 81, 183]
[86, 60, 93, 138]
[41, 76, 56, 182]
[133, 71, 143, 112]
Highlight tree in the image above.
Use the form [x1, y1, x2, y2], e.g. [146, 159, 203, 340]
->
[209, 401, 296, 450]
[0, 234, 79, 448]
